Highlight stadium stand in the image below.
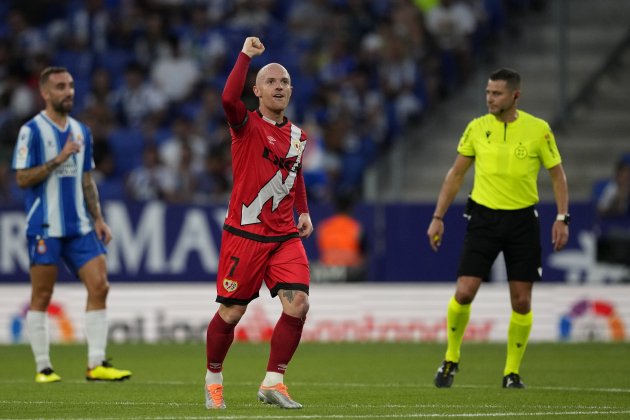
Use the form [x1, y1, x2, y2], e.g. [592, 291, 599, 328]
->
[373, 0, 630, 203]
[0, 0, 551, 206]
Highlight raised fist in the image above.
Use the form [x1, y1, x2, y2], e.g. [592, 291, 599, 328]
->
[242, 37, 265, 58]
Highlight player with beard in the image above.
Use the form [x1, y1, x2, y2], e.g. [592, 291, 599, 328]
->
[12, 67, 131, 383]
[204, 37, 313, 410]
[426, 68, 570, 389]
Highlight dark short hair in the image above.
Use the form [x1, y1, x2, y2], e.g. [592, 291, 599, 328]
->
[39, 66, 69, 87]
[489, 68, 521, 90]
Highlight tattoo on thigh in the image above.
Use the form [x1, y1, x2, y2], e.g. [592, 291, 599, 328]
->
[282, 290, 295, 303]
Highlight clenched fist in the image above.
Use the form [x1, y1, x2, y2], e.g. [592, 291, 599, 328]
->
[242, 37, 265, 58]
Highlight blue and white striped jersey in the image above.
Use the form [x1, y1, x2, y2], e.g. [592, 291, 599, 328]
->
[12, 112, 95, 238]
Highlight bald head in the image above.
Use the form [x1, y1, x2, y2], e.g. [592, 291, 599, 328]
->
[256, 63, 291, 86]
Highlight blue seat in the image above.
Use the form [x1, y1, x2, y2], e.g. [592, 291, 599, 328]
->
[95, 49, 134, 88]
[107, 128, 144, 178]
[53, 50, 95, 80]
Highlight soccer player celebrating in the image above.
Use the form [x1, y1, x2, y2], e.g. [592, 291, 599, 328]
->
[204, 37, 313, 409]
[427, 68, 570, 389]
[12, 67, 131, 383]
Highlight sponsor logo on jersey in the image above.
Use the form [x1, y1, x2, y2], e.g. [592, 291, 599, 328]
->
[56, 160, 79, 177]
[262, 147, 301, 172]
[223, 279, 238, 293]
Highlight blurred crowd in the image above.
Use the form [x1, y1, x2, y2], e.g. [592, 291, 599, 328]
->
[0, 0, 542, 206]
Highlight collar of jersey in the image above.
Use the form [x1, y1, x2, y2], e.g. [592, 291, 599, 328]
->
[257, 109, 288, 127]
[40, 111, 70, 131]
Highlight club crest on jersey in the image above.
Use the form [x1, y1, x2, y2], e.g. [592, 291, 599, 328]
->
[291, 139, 302, 153]
[37, 239, 47, 254]
[514, 145, 528, 159]
[68, 132, 84, 146]
[223, 279, 238, 293]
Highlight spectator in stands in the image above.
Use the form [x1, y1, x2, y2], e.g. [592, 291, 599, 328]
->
[113, 61, 167, 128]
[378, 40, 425, 128]
[91, 138, 115, 186]
[227, 0, 275, 34]
[190, 84, 225, 140]
[424, 0, 477, 94]
[0, 66, 37, 120]
[317, 191, 367, 282]
[133, 12, 171, 66]
[67, 0, 111, 54]
[126, 143, 177, 202]
[179, 4, 228, 80]
[6, 9, 48, 59]
[82, 67, 115, 112]
[192, 144, 231, 205]
[150, 35, 201, 104]
[597, 156, 630, 217]
[171, 141, 198, 203]
[286, 0, 329, 47]
[158, 113, 207, 173]
[299, 119, 333, 202]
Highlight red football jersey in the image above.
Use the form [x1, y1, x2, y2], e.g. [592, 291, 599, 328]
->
[224, 110, 308, 240]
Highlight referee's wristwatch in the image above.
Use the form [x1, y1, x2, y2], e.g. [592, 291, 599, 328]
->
[556, 213, 571, 225]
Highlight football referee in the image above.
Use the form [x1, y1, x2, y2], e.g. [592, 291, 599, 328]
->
[426, 68, 570, 389]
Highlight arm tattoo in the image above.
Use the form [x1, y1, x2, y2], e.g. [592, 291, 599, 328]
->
[282, 290, 295, 303]
[82, 175, 103, 220]
[16, 159, 60, 188]
[45, 160, 61, 173]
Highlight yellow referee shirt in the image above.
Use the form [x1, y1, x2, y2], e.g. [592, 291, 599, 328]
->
[457, 110, 562, 210]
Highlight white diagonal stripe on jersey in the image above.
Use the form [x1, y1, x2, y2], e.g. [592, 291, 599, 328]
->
[286, 124, 305, 163]
[34, 114, 63, 237]
[68, 118, 92, 235]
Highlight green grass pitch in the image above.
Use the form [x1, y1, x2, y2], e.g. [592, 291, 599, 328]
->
[1, 342, 629, 419]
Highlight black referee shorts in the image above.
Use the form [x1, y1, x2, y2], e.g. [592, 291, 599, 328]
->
[457, 200, 542, 282]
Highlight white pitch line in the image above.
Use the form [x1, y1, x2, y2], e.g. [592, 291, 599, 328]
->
[1, 379, 629, 394]
[3, 410, 630, 420]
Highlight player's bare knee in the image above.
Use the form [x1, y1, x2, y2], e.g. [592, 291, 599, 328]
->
[87, 278, 109, 301]
[454, 292, 474, 305]
[292, 298, 309, 319]
[510, 292, 531, 313]
[31, 290, 53, 310]
[511, 299, 531, 314]
[219, 304, 247, 324]
[281, 290, 309, 318]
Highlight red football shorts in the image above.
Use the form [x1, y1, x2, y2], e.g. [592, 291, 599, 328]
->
[215, 231, 310, 305]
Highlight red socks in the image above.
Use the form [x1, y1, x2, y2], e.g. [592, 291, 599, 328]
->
[205, 313, 236, 373]
[206, 311, 305, 374]
[267, 312, 305, 373]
